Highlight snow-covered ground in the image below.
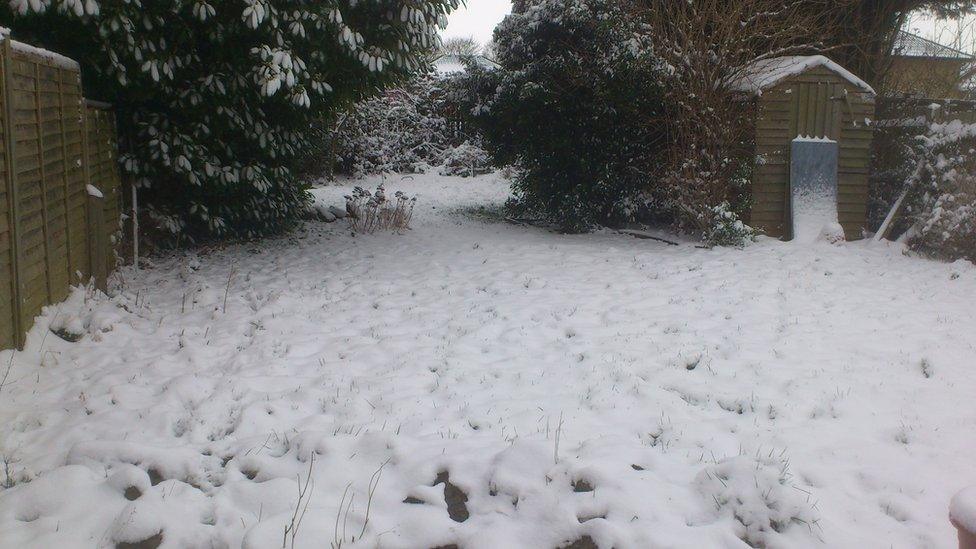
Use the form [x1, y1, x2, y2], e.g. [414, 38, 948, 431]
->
[0, 173, 974, 549]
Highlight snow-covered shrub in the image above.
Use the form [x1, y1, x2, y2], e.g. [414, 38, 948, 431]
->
[868, 99, 919, 233]
[704, 202, 759, 248]
[329, 76, 451, 177]
[438, 140, 492, 177]
[321, 74, 491, 179]
[905, 120, 976, 262]
[2, 0, 457, 240]
[461, 0, 667, 233]
[345, 185, 416, 234]
[696, 454, 821, 547]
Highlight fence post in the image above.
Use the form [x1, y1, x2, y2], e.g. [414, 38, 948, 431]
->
[87, 191, 106, 290]
[1, 37, 25, 349]
[81, 104, 107, 291]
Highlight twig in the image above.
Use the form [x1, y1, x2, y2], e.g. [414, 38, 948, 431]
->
[618, 229, 681, 246]
[222, 267, 237, 314]
[283, 453, 315, 549]
[359, 458, 391, 539]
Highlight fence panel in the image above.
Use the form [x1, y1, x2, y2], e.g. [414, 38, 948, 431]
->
[0, 35, 122, 349]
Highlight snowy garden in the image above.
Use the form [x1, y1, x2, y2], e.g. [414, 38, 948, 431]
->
[1, 0, 976, 548]
[0, 173, 974, 548]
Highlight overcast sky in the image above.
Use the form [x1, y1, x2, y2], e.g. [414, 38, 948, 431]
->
[442, 0, 512, 45]
[442, 2, 975, 54]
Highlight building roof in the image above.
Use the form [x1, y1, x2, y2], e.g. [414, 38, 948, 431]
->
[894, 31, 973, 60]
[731, 55, 876, 96]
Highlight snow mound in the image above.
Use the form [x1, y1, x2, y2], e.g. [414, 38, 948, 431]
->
[696, 454, 821, 546]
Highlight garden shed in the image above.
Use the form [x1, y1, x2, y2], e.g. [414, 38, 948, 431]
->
[734, 56, 876, 240]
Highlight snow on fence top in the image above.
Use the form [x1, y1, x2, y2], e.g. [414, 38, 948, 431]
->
[732, 55, 875, 97]
[1, 30, 80, 71]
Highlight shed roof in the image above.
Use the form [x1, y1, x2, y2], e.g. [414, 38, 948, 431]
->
[732, 55, 875, 97]
[894, 31, 972, 60]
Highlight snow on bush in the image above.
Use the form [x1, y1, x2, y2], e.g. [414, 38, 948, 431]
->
[438, 140, 492, 177]
[325, 75, 491, 179]
[696, 453, 821, 547]
[2, 0, 458, 239]
[703, 202, 759, 248]
[905, 119, 976, 263]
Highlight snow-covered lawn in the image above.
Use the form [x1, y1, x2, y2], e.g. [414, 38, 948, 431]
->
[0, 174, 974, 549]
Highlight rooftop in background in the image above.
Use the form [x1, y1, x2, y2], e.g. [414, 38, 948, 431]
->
[433, 54, 499, 76]
[894, 31, 974, 60]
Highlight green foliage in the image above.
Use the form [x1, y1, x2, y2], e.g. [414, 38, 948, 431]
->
[703, 202, 759, 248]
[460, 0, 667, 233]
[1, 0, 458, 240]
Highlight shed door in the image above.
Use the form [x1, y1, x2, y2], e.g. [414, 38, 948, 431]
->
[791, 82, 844, 140]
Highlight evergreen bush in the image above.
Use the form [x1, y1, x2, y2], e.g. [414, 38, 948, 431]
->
[2, 0, 458, 240]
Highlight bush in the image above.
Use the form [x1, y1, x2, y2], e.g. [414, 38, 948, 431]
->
[316, 74, 491, 179]
[438, 140, 492, 177]
[328, 76, 451, 177]
[461, 0, 667, 233]
[905, 120, 976, 262]
[3, 0, 456, 240]
[704, 202, 760, 248]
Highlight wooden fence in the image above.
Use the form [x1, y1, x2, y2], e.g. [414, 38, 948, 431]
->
[0, 34, 121, 350]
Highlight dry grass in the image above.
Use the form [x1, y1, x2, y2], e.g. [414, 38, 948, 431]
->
[345, 185, 417, 234]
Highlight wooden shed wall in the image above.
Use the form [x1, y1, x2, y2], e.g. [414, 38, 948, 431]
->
[749, 66, 875, 239]
[0, 38, 122, 350]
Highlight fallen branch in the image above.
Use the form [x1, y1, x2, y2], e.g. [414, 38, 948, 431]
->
[618, 229, 680, 246]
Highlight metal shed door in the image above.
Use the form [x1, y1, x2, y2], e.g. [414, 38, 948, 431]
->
[790, 137, 839, 242]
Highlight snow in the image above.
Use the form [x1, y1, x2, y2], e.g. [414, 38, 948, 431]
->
[85, 184, 103, 198]
[793, 136, 837, 143]
[1, 173, 975, 548]
[952, 486, 976, 534]
[8, 39, 79, 71]
[733, 55, 876, 96]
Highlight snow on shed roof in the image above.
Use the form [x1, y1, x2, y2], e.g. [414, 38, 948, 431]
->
[732, 55, 875, 97]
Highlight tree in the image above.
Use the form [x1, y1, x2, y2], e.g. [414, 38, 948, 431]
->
[1, 0, 459, 240]
[464, 0, 667, 232]
[815, 0, 975, 89]
[439, 36, 480, 58]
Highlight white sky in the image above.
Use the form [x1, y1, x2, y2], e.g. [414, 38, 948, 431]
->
[442, 3, 975, 55]
[442, 0, 512, 46]
[907, 13, 976, 54]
